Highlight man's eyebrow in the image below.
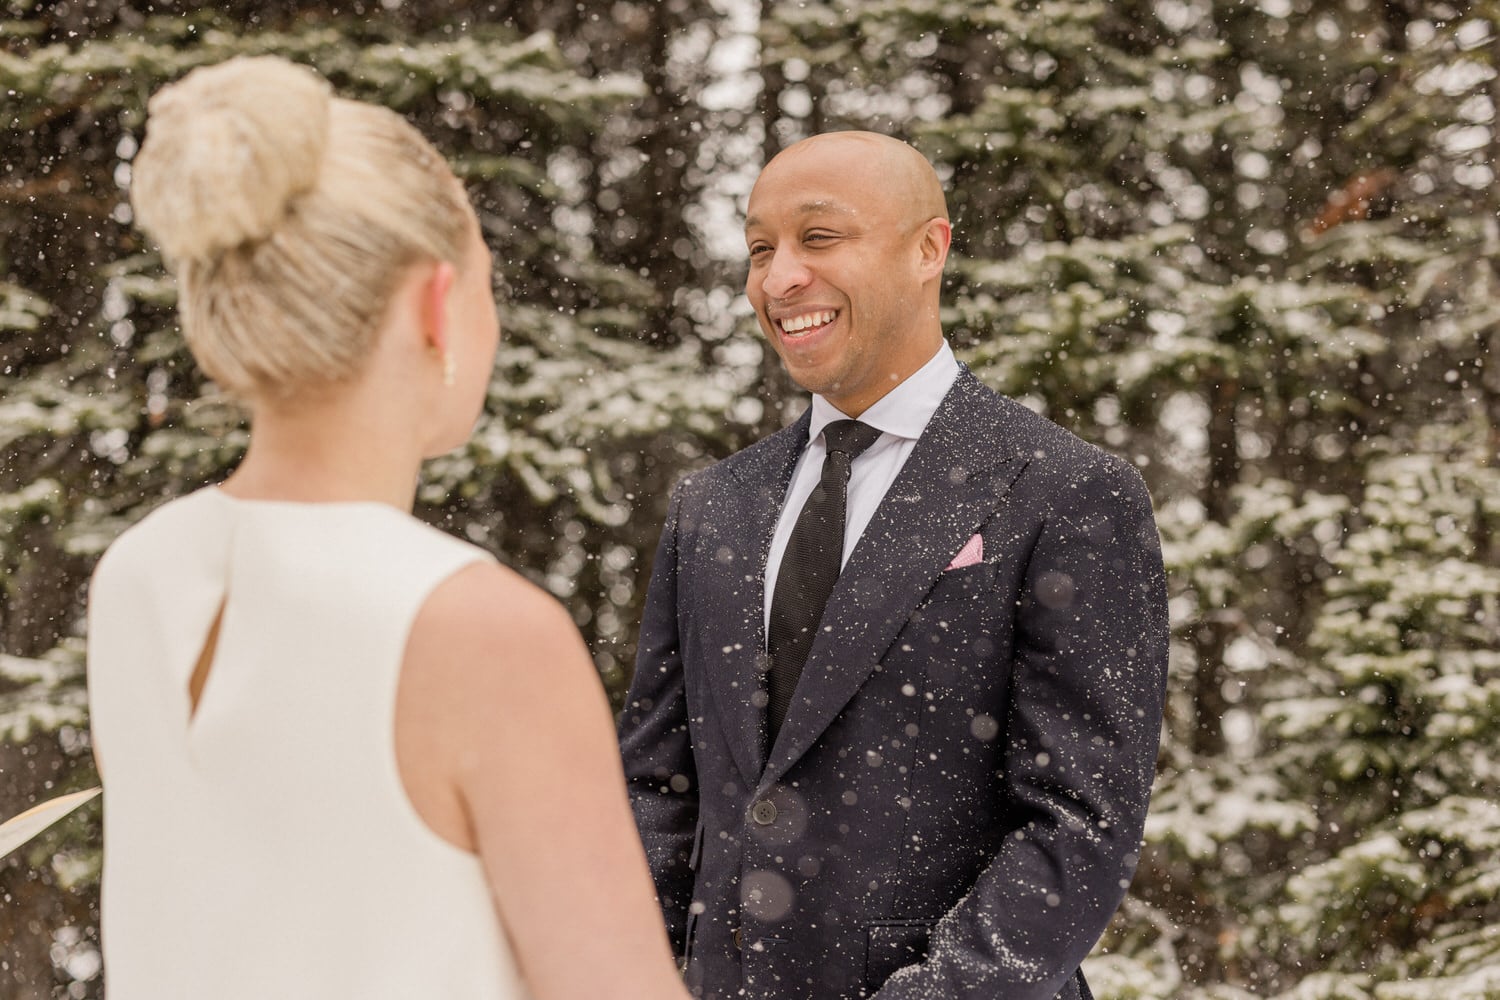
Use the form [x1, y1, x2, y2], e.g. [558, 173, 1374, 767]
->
[745, 200, 856, 231]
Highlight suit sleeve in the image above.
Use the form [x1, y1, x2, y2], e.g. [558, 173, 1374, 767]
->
[617, 486, 700, 958]
[873, 457, 1170, 1000]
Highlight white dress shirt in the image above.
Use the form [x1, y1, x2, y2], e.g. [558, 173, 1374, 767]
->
[763, 340, 961, 636]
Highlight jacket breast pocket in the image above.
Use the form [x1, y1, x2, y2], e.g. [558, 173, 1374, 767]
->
[914, 560, 997, 614]
[864, 920, 932, 989]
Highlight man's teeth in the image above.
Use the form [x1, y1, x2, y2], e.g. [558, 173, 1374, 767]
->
[781, 310, 836, 334]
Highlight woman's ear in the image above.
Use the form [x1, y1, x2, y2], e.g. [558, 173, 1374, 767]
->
[420, 260, 458, 355]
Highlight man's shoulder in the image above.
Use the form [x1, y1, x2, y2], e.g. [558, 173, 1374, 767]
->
[955, 371, 1144, 491]
[670, 415, 808, 499]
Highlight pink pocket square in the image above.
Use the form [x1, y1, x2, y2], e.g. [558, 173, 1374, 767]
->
[945, 533, 984, 570]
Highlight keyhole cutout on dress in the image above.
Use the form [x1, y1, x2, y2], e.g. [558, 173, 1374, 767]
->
[188, 601, 226, 722]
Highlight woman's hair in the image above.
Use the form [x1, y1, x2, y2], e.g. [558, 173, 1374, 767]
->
[130, 56, 472, 399]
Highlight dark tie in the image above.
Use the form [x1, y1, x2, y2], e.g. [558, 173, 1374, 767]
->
[766, 419, 883, 740]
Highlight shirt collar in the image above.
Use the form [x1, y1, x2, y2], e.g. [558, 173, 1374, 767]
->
[807, 340, 960, 445]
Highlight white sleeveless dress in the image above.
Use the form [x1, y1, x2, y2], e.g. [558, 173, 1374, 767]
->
[87, 488, 530, 1000]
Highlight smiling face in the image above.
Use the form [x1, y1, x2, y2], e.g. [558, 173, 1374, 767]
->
[744, 132, 951, 416]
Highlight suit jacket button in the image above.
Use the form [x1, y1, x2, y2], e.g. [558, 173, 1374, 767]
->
[733, 927, 743, 950]
[750, 799, 778, 825]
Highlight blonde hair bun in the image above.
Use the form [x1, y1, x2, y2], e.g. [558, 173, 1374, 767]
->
[132, 56, 332, 262]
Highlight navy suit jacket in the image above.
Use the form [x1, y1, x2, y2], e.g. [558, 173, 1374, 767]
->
[619, 368, 1169, 1000]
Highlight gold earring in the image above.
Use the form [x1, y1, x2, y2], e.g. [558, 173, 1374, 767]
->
[442, 351, 456, 388]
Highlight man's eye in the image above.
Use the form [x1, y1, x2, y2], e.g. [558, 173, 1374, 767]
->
[748, 244, 772, 257]
[805, 232, 834, 243]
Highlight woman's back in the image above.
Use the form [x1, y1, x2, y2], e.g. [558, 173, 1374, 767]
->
[88, 488, 527, 999]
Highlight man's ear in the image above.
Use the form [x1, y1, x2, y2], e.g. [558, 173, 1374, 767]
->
[917, 218, 953, 280]
[420, 260, 458, 355]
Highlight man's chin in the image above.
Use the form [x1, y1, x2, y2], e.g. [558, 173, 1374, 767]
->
[786, 371, 841, 400]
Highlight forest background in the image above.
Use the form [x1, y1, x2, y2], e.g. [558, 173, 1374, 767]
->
[2, 0, 1498, 997]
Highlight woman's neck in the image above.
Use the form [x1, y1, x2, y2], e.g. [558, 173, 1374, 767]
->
[220, 390, 425, 511]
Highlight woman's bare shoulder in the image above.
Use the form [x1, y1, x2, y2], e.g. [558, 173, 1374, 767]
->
[406, 560, 589, 687]
[395, 559, 597, 849]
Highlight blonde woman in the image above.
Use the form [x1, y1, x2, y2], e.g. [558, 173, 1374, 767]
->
[87, 57, 689, 1000]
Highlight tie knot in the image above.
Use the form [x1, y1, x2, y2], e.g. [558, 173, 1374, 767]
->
[821, 419, 882, 462]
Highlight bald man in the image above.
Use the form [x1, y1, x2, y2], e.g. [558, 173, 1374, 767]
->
[619, 133, 1168, 1000]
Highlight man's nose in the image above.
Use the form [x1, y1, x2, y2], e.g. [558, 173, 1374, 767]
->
[759, 248, 811, 300]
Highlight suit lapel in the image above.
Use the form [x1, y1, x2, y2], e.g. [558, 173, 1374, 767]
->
[760, 371, 1028, 789]
[698, 411, 810, 787]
